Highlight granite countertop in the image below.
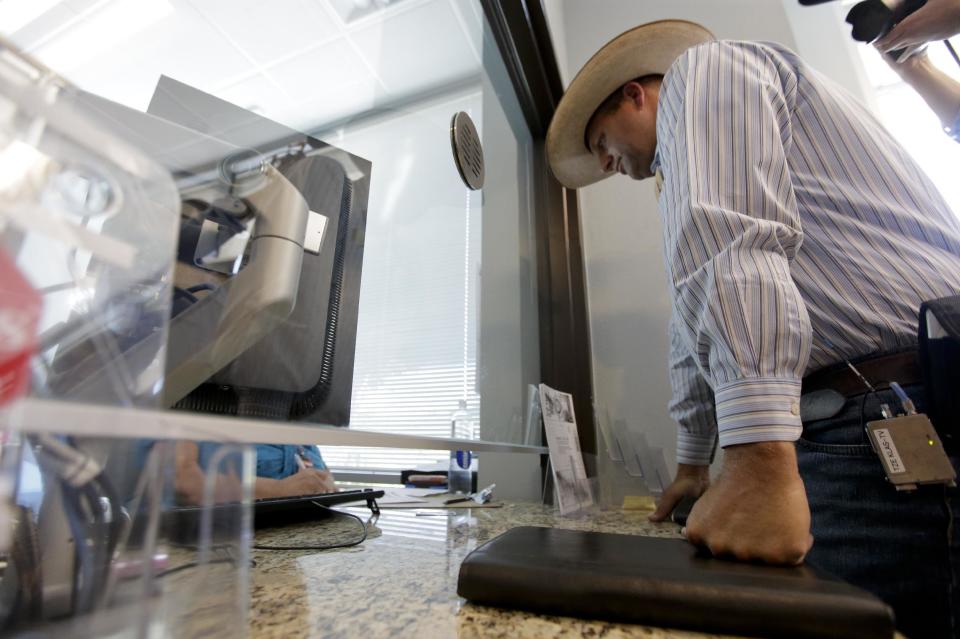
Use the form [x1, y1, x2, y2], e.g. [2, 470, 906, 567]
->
[245, 501, 737, 639]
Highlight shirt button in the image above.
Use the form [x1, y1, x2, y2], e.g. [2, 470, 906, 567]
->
[790, 402, 801, 416]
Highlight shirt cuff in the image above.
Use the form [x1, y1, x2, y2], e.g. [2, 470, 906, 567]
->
[677, 429, 717, 466]
[714, 377, 803, 448]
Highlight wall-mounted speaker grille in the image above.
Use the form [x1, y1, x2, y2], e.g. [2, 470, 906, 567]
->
[450, 111, 484, 190]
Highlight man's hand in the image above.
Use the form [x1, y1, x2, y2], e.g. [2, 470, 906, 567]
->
[876, 44, 931, 74]
[649, 463, 711, 522]
[683, 442, 812, 565]
[874, 0, 960, 54]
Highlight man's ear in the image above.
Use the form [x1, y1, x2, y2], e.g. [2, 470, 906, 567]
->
[622, 81, 646, 109]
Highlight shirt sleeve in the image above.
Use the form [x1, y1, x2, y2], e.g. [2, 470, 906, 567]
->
[668, 311, 718, 466]
[304, 445, 328, 470]
[656, 41, 812, 450]
[254, 444, 289, 478]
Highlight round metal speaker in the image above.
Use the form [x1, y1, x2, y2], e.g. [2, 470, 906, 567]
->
[450, 111, 484, 190]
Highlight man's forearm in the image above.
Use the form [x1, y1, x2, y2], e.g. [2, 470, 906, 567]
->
[253, 476, 286, 500]
[723, 440, 798, 471]
[895, 55, 960, 126]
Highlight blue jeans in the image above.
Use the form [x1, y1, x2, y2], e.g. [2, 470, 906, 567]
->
[797, 384, 960, 639]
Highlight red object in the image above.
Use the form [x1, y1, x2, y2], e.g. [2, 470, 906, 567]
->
[407, 474, 448, 487]
[0, 248, 40, 406]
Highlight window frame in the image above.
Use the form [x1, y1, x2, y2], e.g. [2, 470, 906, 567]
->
[481, 0, 596, 466]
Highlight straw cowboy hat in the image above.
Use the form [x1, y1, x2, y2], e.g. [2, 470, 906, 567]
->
[546, 20, 715, 189]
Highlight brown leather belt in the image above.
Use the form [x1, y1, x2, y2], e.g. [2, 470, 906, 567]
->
[801, 350, 923, 398]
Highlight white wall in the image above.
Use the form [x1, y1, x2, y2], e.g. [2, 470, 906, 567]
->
[779, 0, 875, 108]
[541, 0, 570, 85]
[542, 1, 868, 482]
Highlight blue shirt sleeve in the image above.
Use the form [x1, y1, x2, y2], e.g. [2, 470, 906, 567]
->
[254, 444, 327, 478]
[301, 445, 328, 471]
[158, 442, 327, 480]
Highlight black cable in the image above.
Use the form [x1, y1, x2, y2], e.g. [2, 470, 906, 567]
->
[82, 472, 126, 609]
[185, 283, 218, 294]
[30, 435, 92, 616]
[59, 483, 94, 615]
[945, 39, 960, 69]
[155, 557, 253, 579]
[54, 437, 120, 613]
[858, 389, 875, 432]
[86, 472, 123, 611]
[173, 287, 199, 305]
[251, 503, 374, 551]
[290, 172, 353, 419]
[859, 382, 893, 437]
[81, 483, 109, 612]
[93, 472, 124, 560]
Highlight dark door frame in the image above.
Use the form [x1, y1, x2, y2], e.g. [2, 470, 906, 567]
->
[481, 0, 596, 463]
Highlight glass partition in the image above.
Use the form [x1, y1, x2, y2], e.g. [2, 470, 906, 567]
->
[5, 0, 543, 469]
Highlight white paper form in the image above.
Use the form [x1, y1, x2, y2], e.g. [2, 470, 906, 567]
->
[539, 383, 594, 515]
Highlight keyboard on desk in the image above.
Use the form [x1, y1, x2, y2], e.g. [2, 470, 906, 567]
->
[166, 488, 384, 541]
[253, 488, 384, 518]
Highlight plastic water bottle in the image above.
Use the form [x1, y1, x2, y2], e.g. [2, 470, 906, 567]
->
[448, 400, 473, 494]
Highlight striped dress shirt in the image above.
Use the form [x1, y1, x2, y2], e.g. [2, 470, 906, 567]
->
[653, 40, 960, 465]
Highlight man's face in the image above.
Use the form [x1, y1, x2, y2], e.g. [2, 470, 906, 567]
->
[585, 81, 659, 181]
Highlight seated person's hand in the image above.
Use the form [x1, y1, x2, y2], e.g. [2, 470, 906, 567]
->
[175, 441, 339, 503]
[276, 467, 338, 497]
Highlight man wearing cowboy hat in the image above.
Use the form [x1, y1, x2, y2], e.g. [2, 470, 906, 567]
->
[546, 20, 960, 638]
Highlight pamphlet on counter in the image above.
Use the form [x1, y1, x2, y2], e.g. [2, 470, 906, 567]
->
[539, 383, 594, 515]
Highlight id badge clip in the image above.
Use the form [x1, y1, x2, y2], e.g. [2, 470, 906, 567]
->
[866, 383, 957, 491]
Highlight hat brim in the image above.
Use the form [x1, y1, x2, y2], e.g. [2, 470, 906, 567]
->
[546, 20, 715, 189]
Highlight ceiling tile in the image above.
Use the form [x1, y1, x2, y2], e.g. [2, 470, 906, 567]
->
[62, 0, 100, 12]
[265, 36, 375, 104]
[189, 0, 341, 67]
[326, 0, 415, 26]
[8, 0, 484, 135]
[349, 0, 478, 96]
[277, 88, 380, 132]
[47, 1, 251, 110]
[211, 72, 292, 121]
[7, 4, 81, 52]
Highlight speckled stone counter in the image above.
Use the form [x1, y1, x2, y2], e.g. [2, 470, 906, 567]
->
[246, 502, 737, 639]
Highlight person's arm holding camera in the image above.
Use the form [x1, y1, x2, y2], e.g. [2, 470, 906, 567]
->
[879, 46, 960, 132]
[874, 0, 960, 53]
